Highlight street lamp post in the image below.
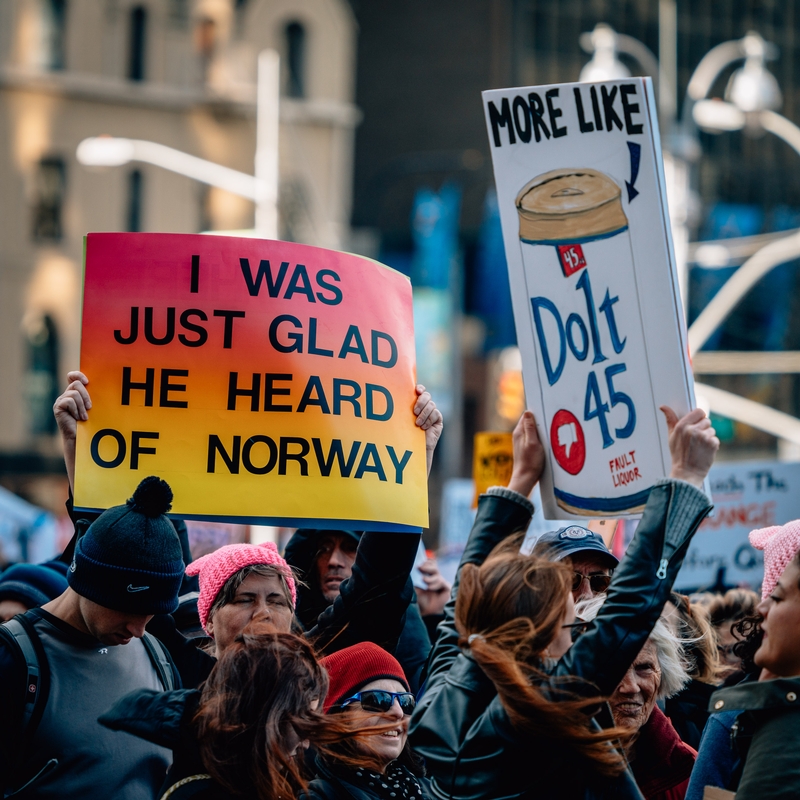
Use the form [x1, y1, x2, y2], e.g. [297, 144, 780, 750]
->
[578, 26, 800, 448]
[77, 49, 281, 238]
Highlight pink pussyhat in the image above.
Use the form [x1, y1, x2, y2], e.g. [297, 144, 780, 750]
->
[749, 520, 800, 599]
[185, 542, 297, 634]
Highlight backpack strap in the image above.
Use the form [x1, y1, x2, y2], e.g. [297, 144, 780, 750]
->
[0, 613, 50, 746]
[141, 631, 177, 691]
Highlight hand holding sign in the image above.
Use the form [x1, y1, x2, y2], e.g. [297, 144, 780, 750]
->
[507, 410, 546, 498]
[54, 370, 91, 492]
[661, 406, 719, 488]
[414, 384, 444, 476]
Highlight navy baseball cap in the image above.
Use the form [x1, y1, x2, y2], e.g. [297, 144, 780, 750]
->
[534, 526, 619, 569]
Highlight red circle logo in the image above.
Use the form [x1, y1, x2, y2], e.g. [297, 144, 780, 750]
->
[550, 409, 586, 475]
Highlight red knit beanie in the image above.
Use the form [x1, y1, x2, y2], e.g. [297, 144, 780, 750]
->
[321, 642, 409, 713]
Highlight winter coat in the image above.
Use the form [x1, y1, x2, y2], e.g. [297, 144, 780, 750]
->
[630, 706, 696, 800]
[709, 676, 800, 799]
[285, 528, 431, 690]
[662, 679, 716, 749]
[409, 480, 713, 800]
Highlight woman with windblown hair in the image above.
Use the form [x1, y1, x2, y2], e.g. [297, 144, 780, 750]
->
[99, 628, 382, 800]
[409, 406, 719, 800]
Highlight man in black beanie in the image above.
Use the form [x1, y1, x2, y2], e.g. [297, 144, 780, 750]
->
[0, 476, 184, 799]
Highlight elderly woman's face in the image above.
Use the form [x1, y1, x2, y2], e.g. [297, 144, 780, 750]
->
[609, 640, 661, 732]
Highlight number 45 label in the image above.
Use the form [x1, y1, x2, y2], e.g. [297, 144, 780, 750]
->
[557, 244, 587, 277]
[585, 364, 636, 448]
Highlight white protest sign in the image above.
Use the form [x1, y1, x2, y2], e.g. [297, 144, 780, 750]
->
[674, 461, 800, 591]
[483, 78, 695, 519]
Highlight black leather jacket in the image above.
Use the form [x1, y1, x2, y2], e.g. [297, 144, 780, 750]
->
[409, 480, 712, 800]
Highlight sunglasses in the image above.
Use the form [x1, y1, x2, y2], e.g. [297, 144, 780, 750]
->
[572, 572, 612, 594]
[339, 690, 416, 716]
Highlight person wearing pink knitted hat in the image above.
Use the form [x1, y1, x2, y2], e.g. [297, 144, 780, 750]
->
[185, 541, 297, 654]
[749, 520, 800, 599]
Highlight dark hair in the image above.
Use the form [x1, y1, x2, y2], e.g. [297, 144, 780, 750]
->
[454, 535, 632, 778]
[707, 588, 760, 630]
[731, 615, 764, 676]
[668, 592, 721, 684]
[195, 630, 376, 798]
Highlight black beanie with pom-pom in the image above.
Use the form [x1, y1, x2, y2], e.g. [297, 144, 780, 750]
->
[68, 476, 184, 614]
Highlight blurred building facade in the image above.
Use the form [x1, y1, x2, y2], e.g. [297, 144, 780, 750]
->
[0, 0, 360, 478]
[351, 0, 800, 474]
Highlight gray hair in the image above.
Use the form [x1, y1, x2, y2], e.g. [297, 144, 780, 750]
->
[575, 597, 692, 699]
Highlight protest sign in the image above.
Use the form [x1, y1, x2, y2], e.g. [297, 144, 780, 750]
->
[674, 461, 800, 591]
[74, 233, 427, 532]
[483, 78, 695, 519]
[471, 432, 513, 507]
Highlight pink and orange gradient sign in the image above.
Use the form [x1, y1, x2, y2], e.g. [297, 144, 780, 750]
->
[74, 233, 428, 533]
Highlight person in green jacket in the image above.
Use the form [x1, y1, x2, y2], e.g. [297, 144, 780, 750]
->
[709, 547, 800, 799]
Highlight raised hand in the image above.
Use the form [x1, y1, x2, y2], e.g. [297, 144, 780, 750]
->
[415, 558, 451, 616]
[414, 384, 444, 476]
[53, 371, 91, 442]
[53, 371, 91, 492]
[660, 406, 719, 488]
[507, 410, 545, 498]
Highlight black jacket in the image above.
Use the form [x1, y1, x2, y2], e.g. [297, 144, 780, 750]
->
[99, 687, 226, 799]
[662, 678, 717, 749]
[409, 480, 713, 800]
[285, 528, 431, 690]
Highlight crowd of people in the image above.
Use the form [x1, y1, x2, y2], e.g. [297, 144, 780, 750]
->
[1, 371, 799, 799]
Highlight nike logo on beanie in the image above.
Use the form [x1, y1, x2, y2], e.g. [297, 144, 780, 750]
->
[127, 584, 150, 592]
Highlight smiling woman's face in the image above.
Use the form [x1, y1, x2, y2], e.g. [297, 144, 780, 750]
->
[609, 640, 662, 733]
[755, 560, 800, 677]
[347, 678, 408, 769]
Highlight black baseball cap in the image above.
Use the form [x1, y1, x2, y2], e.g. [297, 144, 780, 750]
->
[534, 526, 619, 569]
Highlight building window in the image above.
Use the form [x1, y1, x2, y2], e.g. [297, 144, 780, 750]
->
[285, 21, 306, 98]
[128, 5, 147, 81]
[42, 0, 67, 70]
[127, 169, 143, 232]
[31, 157, 66, 242]
[233, 0, 249, 38]
[24, 314, 59, 436]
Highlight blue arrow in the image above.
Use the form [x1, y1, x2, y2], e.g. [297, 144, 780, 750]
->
[625, 141, 641, 202]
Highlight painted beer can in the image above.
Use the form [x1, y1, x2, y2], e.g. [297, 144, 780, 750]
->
[516, 167, 664, 516]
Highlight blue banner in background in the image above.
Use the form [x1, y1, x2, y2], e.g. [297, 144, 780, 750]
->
[410, 183, 461, 290]
[472, 189, 516, 351]
[410, 184, 462, 419]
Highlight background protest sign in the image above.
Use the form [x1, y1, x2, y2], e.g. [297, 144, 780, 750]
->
[483, 78, 695, 519]
[471, 432, 513, 507]
[74, 233, 428, 533]
[673, 461, 800, 591]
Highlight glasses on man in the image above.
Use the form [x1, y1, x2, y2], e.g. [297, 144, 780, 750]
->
[338, 690, 416, 716]
[571, 572, 612, 594]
